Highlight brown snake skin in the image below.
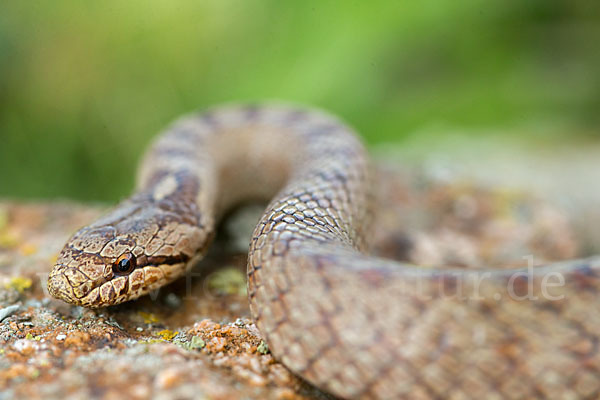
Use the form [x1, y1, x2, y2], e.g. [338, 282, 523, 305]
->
[48, 105, 600, 399]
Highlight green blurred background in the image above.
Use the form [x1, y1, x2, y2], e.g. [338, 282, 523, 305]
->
[1, 0, 599, 202]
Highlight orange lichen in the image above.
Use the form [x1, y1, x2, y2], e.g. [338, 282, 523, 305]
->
[20, 243, 37, 256]
[4, 277, 32, 293]
[156, 329, 178, 341]
[138, 311, 160, 324]
[64, 331, 92, 347]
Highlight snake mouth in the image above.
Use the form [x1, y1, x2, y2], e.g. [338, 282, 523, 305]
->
[48, 256, 191, 308]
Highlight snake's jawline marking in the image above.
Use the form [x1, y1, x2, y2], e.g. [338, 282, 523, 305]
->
[47, 104, 600, 399]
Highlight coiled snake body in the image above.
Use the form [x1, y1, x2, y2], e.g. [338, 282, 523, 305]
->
[48, 105, 600, 399]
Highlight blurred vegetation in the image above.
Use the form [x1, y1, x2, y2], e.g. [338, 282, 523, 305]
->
[0, 0, 599, 201]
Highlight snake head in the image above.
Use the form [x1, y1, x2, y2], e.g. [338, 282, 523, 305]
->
[48, 201, 208, 308]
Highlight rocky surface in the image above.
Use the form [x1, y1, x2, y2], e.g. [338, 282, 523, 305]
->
[0, 162, 585, 400]
[0, 201, 330, 400]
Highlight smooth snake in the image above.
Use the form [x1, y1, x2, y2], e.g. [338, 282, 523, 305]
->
[48, 105, 600, 399]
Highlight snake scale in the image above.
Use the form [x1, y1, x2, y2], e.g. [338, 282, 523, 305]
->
[48, 105, 600, 399]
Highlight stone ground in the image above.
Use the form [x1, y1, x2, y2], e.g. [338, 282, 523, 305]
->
[0, 150, 592, 400]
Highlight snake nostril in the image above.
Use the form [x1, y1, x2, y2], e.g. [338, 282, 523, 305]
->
[113, 252, 136, 275]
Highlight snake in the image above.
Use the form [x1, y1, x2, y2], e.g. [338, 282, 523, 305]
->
[47, 104, 600, 399]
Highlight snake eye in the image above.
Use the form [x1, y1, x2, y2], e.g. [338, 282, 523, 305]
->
[113, 253, 136, 275]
